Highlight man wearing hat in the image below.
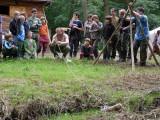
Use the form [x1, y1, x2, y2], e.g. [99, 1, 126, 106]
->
[80, 38, 94, 60]
[28, 8, 42, 53]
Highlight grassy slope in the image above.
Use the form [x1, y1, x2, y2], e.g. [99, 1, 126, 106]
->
[0, 58, 160, 119]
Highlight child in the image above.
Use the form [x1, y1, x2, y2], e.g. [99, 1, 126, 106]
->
[89, 15, 103, 58]
[38, 16, 49, 57]
[102, 16, 115, 60]
[24, 31, 37, 59]
[80, 38, 94, 60]
[149, 30, 160, 60]
[84, 14, 92, 39]
[2, 33, 18, 58]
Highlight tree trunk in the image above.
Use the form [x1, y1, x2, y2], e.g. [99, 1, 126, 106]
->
[104, 0, 110, 19]
[82, 0, 87, 22]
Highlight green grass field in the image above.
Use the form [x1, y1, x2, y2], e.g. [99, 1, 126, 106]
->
[0, 58, 160, 119]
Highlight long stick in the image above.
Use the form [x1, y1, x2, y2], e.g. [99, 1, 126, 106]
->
[93, 9, 130, 65]
[129, 9, 135, 71]
[131, 9, 160, 67]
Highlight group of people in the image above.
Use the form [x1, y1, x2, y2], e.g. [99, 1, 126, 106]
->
[2, 8, 49, 59]
[1, 2, 160, 66]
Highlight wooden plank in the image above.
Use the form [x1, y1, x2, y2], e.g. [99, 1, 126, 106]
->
[10, 6, 26, 17]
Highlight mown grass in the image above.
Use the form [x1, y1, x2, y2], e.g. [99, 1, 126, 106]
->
[0, 57, 160, 119]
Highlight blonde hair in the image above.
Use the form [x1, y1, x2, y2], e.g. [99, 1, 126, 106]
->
[55, 28, 64, 33]
[119, 9, 126, 15]
[92, 15, 99, 20]
[14, 11, 20, 17]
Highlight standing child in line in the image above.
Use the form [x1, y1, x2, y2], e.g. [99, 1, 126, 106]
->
[2, 34, 18, 58]
[38, 16, 49, 57]
[89, 15, 103, 58]
[102, 16, 115, 60]
[80, 38, 94, 60]
[24, 31, 37, 59]
[148, 30, 160, 60]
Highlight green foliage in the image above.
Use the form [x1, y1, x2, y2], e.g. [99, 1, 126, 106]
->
[45, 0, 160, 35]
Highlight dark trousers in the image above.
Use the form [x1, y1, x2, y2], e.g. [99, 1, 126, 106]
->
[117, 32, 130, 60]
[133, 40, 148, 64]
[69, 36, 79, 57]
[15, 38, 24, 58]
[32, 32, 40, 53]
[2, 47, 18, 58]
[49, 44, 70, 58]
[91, 39, 100, 58]
[111, 35, 118, 59]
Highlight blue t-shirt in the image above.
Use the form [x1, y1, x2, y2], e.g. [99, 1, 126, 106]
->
[132, 15, 149, 41]
[17, 24, 25, 41]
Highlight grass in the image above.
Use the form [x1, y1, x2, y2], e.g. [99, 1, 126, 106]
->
[0, 57, 160, 119]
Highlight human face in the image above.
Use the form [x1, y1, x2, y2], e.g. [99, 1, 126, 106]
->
[32, 12, 37, 17]
[27, 32, 32, 39]
[110, 10, 116, 16]
[15, 14, 20, 20]
[56, 29, 63, 36]
[73, 14, 78, 19]
[84, 40, 90, 46]
[105, 19, 110, 24]
[137, 10, 143, 15]
[8, 37, 12, 42]
[41, 19, 45, 24]
[21, 18, 25, 24]
[88, 17, 92, 22]
[119, 13, 124, 18]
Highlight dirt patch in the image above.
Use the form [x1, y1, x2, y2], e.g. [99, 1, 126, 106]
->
[122, 72, 160, 91]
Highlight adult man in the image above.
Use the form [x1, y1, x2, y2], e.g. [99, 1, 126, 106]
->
[69, 12, 83, 58]
[110, 8, 119, 59]
[28, 8, 42, 53]
[129, 4, 149, 66]
[9, 11, 20, 42]
[49, 28, 70, 58]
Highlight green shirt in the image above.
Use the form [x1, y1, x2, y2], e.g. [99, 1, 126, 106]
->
[28, 17, 42, 33]
[24, 39, 37, 55]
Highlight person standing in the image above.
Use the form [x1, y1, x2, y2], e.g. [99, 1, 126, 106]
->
[9, 11, 20, 42]
[69, 12, 83, 58]
[110, 8, 119, 59]
[28, 8, 42, 53]
[102, 16, 115, 60]
[89, 15, 103, 58]
[128, 4, 150, 66]
[117, 9, 130, 62]
[16, 15, 26, 59]
[38, 16, 49, 58]
[84, 14, 93, 39]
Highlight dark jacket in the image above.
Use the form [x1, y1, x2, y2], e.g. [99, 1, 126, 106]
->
[102, 23, 115, 40]
[9, 18, 17, 36]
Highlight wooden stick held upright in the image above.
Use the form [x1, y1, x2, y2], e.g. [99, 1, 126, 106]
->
[129, 9, 135, 71]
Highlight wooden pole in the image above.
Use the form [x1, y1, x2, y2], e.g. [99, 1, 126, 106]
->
[93, 9, 130, 65]
[129, 9, 135, 71]
[130, 9, 160, 67]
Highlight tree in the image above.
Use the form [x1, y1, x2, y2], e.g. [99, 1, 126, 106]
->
[104, 0, 110, 19]
[82, 0, 87, 22]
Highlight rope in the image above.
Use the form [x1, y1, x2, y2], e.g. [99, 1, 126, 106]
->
[57, 44, 106, 106]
